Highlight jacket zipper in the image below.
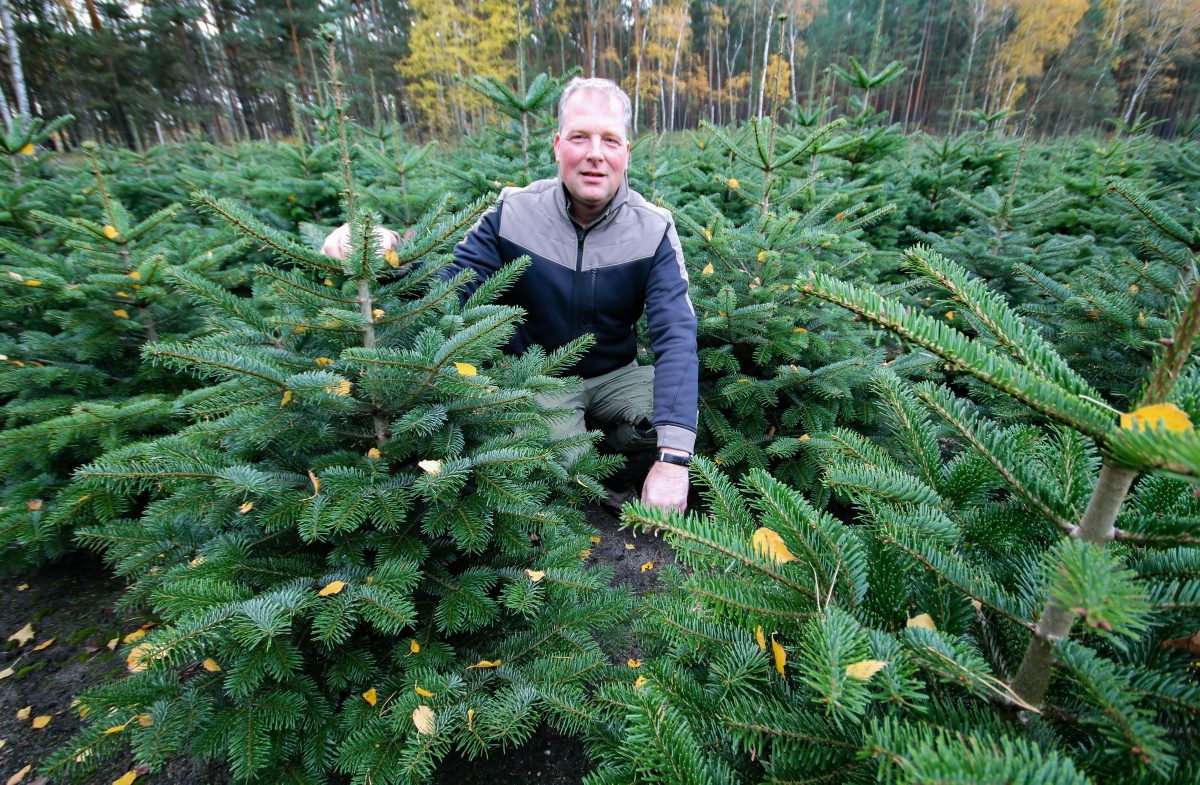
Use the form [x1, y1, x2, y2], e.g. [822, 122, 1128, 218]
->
[588, 269, 598, 327]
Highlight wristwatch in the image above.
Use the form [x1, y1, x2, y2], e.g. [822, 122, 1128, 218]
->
[655, 450, 692, 467]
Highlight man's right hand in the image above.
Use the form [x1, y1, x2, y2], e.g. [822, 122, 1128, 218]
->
[321, 223, 403, 260]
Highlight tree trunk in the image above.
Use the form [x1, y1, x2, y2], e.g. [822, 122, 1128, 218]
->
[0, 0, 29, 117]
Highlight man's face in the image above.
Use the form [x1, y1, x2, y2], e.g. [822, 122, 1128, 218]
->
[553, 90, 630, 217]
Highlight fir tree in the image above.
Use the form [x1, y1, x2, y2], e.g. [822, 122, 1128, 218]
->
[588, 182, 1200, 784]
[45, 42, 630, 784]
[0, 141, 247, 569]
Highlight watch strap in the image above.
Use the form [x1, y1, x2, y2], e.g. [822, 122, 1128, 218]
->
[656, 450, 692, 467]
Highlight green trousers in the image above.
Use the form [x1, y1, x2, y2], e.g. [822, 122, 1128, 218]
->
[536, 364, 658, 456]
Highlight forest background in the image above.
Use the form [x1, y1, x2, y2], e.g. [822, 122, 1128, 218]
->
[4, 0, 1200, 149]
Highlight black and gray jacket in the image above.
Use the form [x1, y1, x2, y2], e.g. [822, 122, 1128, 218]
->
[449, 176, 698, 454]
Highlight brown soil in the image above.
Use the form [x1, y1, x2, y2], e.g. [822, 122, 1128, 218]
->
[0, 500, 679, 785]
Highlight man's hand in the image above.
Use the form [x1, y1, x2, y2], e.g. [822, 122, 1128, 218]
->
[641, 451, 689, 513]
[320, 223, 403, 260]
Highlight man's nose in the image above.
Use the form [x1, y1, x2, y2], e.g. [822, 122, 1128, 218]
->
[585, 136, 603, 158]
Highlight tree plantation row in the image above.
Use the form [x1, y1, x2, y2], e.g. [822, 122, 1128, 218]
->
[1, 62, 1199, 785]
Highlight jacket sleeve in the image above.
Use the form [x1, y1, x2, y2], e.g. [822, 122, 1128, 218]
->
[644, 221, 699, 454]
[440, 199, 507, 300]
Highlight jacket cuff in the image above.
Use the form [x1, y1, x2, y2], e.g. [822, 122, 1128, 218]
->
[656, 425, 696, 455]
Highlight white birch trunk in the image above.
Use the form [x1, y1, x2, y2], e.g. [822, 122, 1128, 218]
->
[757, 2, 778, 118]
[668, 9, 687, 132]
[0, 0, 30, 118]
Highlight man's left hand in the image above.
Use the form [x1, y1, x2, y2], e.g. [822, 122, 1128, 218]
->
[642, 455, 689, 513]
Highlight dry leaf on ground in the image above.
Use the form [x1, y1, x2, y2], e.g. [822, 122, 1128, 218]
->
[7, 623, 34, 646]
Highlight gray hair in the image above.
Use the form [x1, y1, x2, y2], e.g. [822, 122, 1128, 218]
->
[558, 77, 633, 136]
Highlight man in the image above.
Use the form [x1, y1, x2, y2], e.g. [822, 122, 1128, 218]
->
[323, 78, 697, 512]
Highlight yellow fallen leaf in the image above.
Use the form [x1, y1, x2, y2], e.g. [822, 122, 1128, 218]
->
[238, 502, 253, 514]
[757, 251, 767, 261]
[308, 470, 320, 495]
[627, 659, 642, 668]
[704, 230, 711, 239]
[113, 771, 138, 785]
[467, 708, 475, 731]
[771, 634, 786, 678]
[410, 640, 420, 654]
[907, 613, 937, 631]
[326, 379, 352, 396]
[0, 668, 12, 679]
[524, 570, 545, 582]
[945, 310, 955, 320]
[23, 280, 41, 287]
[103, 722, 128, 734]
[137, 714, 153, 727]
[385, 249, 401, 268]
[280, 391, 292, 407]
[579, 550, 591, 560]
[589, 536, 601, 543]
[701, 263, 714, 275]
[324, 278, 334, 286]
[794, 327, 807, 333]
[454, 362, 477, 376]
[8, 623, 34, 646]
[7, 764, 31, 785]
[319, 580, 346, 596]
[753, 528, 797, 565]
[32, 715, 51, 729]
[103, 225, 119, 240]
[127, 270, 141, 280]
[18, 143, 34, 155]
[1120, 402, 1192, 433]
[845, 659, 889, 680]
[124, 629, 147, 644]
[640, 562, 654, 572]
[127, 643, 155, 673]
[367, 448, 382, 460]
[71, 748, 89, 762]
[415, 685, 435, 698]
[413, 705, 435, 734]
[418, 460, 442, 475]
[634, 676, 647, 687]
[106, 636, 119, 651]
[315, 357, 335, 366]
[112, 309, 130, 319]
[971, 599, 982, 611]
[0, 739, 5, 750]
[362, 688, 377, 706]
[836, 212, 845, 221]
[466, 659, 501, 669]
[624, 544, 635, 550]
[202, 658, 221, 672]
[16, 707, 31, 720]
[799, 434, 811, 441]
[728, 178, 739, 188]
[755, 626, 766, 650]
[32, 638, 55, 651]
[372, 308, 385, 318]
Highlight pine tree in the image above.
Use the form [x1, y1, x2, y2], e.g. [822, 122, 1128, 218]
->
[45, 42, 630, 784]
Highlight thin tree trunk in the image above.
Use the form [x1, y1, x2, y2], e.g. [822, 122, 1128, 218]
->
[0, 0, 28, 117]
[668, 8, 686, 132]
[757, 1, 778, 118]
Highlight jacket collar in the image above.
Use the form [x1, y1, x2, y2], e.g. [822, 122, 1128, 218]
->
[558, 175, 629, 230]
